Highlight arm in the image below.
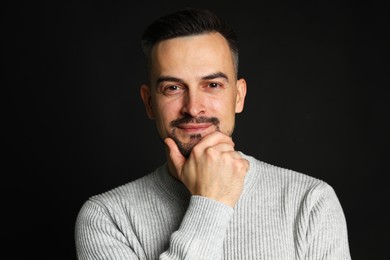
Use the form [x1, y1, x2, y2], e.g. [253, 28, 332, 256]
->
[160, 132, 248, 259]
[295, 183, 351, 260]
[75, 196, 234, 260]
[160, 196, 234, 259]
[75, 200, 141, 260]
[75, 132, 248, 259]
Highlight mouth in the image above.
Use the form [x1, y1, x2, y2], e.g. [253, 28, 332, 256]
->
[177, 123, 213, 134]
[169, 116, 221, 142]
[168, 117, 221, 158]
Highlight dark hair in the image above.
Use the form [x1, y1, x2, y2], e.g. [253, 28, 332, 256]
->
[141, 8, 239, 75]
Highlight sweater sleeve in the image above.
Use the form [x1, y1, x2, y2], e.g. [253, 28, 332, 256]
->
[75, 200, 142, 260]
[294, 182, 351, 260]
[75, 196, 233, 260]
[160, 196, 234, 260]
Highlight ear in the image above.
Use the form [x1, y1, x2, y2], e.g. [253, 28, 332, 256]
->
[235, 78, 247, 113]
[140, 84, 155, 119]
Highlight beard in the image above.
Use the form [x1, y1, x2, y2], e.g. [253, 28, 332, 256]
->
[168, 116, 231, 158]
[169, 132, 203, 158]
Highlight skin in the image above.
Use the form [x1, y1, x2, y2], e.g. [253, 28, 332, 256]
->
[140, 32, 249, 207]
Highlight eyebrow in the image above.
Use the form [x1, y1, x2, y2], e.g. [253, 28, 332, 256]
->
[201, 72, 229, 82]
[156, 76, 185, 84]
[156, 71, 229, 85]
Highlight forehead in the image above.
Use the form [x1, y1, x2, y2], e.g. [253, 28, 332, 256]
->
[150, 32, 235, 81]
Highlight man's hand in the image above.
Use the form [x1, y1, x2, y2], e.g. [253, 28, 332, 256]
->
[164, 132, 249, 208]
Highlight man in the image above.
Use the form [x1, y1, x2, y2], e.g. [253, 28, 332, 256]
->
[75, 8, 351, 259]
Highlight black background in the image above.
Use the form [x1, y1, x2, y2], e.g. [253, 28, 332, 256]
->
[2, 1, 389, 259]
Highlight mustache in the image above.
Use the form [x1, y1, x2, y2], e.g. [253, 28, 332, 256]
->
[170, 116, 220, 128]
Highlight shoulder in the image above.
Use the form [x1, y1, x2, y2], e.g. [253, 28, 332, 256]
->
[78, 165, 166, 218]
[242, 153, 339, 204]
[243, 153, 324, 185]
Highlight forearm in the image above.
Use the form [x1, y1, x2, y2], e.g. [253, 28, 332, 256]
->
[76, 196, 233, 260]
[161, 196, 234, 259]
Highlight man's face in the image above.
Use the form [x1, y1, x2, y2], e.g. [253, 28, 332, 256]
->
[141, 32, 246, 157]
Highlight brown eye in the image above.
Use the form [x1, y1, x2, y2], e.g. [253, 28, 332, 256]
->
[207, 82, 222, 89]
[167, 85, 179, 91]
[162, 85, 184, 96]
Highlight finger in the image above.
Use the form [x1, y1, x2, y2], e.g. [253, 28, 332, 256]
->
[196, 131, 235, 150]
[164, 137, 185, 173]
[207, 142, 235, 153]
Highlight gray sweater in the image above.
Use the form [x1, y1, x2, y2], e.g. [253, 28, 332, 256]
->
[75, 154, 351, 259]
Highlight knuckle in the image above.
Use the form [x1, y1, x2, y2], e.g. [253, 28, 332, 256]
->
[205, 146, 218, 158]
[235, 159, 248, 176]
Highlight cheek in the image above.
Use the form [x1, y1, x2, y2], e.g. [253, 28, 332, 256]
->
[154, 100, 180, 130]
[211, 95, 236, 115]
[212, 95, 237, 128]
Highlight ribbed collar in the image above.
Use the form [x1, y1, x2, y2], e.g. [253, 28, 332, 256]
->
[154, 163, 192, 204]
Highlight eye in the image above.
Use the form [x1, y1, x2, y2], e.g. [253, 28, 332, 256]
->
[205, 82, 224, 91]
[208, 82, 220, 88]
[167, 85, 179, 91]
[161, 84, 184, 96]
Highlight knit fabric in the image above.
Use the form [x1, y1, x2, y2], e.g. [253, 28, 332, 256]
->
[75, 153, 351, 259]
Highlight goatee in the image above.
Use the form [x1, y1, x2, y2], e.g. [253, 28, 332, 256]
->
[168, 116, 220, 158]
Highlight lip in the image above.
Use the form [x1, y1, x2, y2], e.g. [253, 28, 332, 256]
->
[177, 123, 213, 133]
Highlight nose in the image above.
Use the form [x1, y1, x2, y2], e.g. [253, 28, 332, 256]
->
[180, 90, 205, 117]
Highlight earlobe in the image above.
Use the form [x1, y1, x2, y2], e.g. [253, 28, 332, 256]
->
[140, 84, 155, 119]
[235, 78, 247, 113]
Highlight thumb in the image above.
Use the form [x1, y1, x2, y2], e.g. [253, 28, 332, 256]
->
[164, 137, 185, 177]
